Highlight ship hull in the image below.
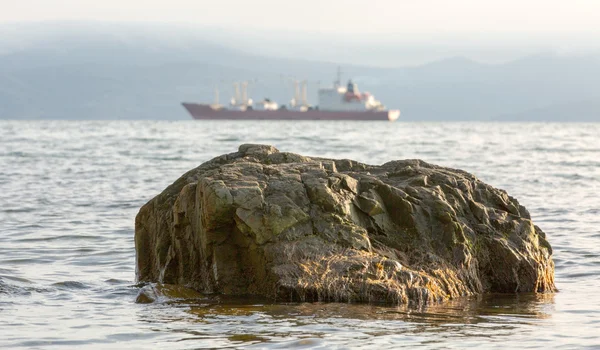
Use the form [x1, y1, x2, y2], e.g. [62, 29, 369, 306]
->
[182, 103, 400, 121]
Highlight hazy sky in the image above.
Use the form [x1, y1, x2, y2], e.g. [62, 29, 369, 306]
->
[2, 0, 600, 34]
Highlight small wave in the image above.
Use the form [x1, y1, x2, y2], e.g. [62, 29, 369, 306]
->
[0, 279, 51, 296]
[105, 202, 140, 209]
[15, 234, 104, 243]
[98, 287, 139, 300]
[552, 173, 594, 181]
[0, 275, 33, 284]
[0, 257, 55, 264]
[74, 203, 94, 207]
[582, 208, 600, 215]
[2, 208, 36, 213]
[296, 136, 320, 141]
[216, 137, 241, 142]
[0, 281, 28, 295]
[105, 278, 129, 285]
[17, 339, 107, 348]
[146, 156, 190, 161]
[51, 281, 89, 290]
[537, 218, 577, 223]
[17, 224, 44, 229]
[562, 271, 600, 279]
[527, 146, 575, 153]
[4, 151, 31, 158]
[130, 137, 160, 142]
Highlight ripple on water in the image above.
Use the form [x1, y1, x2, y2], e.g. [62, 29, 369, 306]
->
[51, 281, 90, 290]
[1, 208, 37, 213]
[0, 279, 53, 296]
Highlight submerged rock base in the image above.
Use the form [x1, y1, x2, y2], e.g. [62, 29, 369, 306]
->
[135, 144, 556, 305]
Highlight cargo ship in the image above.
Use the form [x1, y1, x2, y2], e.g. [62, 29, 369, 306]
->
[182, 71, 400, 121]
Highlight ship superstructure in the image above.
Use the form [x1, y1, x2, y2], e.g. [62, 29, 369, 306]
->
[182, 69, 400, 121]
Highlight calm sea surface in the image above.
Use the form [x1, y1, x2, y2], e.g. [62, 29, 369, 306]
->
[1, 121, 599, 349]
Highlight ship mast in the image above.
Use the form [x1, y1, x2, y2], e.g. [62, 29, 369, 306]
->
[233, 82, 241, 105]
[241, 81, 248, 106]
[294, 80, 300, 107]
[301, 80, 308, 107]
[335, 66, 342, 88]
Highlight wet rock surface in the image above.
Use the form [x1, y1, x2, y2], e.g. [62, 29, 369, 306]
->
[135, 144, 556, 305]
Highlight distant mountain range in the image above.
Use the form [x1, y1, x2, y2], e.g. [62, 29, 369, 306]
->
[0, 22, 599, 121]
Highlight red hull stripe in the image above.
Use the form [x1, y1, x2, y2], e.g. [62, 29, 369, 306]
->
[182, 103, 400, 121]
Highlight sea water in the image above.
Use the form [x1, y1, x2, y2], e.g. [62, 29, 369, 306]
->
[1, 121, 599, 349]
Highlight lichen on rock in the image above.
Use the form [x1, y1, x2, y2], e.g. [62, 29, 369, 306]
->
[135, 144, 556, 305]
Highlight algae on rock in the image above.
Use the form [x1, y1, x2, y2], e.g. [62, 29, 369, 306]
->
[135, 144, 556, 305]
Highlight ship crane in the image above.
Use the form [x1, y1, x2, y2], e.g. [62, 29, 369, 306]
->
[291, 80, 300, 108]
[241, 81, 248, 106]
[230, 82, 241, 107]
[228, 80, 254, 110]
[301, 80, 308, 108]
[212, 86, 223, 110]
[282, 77, 317, 110]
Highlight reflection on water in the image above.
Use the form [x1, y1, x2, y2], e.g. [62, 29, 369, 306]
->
[132, 292, 556, 348]
[181, 293, 556, 323]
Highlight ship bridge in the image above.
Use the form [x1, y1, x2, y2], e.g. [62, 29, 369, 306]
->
[318, 80, 385, 112]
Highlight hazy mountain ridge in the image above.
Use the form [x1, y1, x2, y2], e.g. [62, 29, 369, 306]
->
[0, 22, 599, 121]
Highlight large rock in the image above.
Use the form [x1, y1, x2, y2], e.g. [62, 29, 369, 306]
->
[135, 144, 556, 304]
